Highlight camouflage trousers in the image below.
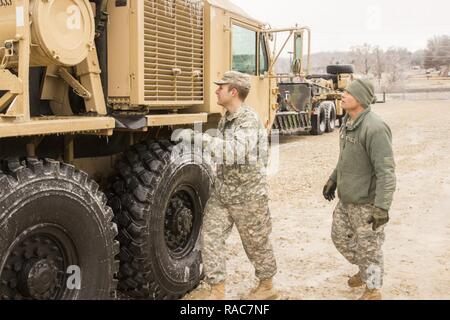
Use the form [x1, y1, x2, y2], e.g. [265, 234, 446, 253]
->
[201, 195, 277, 285]
[332, 202, 385, 289]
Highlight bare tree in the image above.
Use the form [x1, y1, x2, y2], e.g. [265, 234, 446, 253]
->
[350, 43, 374, 75]
[411, 50, 425, 67]
[384, 47, 412, 85]
[373, 46, 384, 85]
[424, 35, 450, 74]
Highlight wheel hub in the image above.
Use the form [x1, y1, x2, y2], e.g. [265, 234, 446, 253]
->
[1, 234, 68, 300]
[164, 189, 197, 255]
[175, 207, 193, 235]
[24, 259, 59, 299]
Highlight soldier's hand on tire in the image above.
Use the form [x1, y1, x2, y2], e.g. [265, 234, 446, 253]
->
[172, 129, 194, 143]
[323, 179, 337, 201]
[368, 207, 389, 231]
[172, 129, 208, 150]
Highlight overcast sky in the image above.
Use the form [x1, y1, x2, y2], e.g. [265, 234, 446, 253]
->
[231, 0, 450, 53]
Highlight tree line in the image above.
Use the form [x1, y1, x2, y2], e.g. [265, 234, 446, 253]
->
[275, 35, 450, 86]
[348, 35, 450, 84]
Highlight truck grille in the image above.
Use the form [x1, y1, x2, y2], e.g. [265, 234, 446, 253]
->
[144, 0, 204, 106]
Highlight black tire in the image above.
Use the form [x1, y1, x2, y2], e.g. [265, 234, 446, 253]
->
[326, 64, 355, 75]
[310, 107, 326, 136]
[323, 102, 337, 133]
[0, 158, 119, 300]
[108, 140, 213, 300]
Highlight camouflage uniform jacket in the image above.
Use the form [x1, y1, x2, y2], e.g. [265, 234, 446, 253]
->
[205, 105, 269, 205]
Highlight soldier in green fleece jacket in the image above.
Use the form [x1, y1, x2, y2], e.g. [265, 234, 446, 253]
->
[323, 79, 396, 300]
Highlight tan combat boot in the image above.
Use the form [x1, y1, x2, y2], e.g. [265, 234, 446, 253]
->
[348, 272, 365, 288]
[359, 287, 382, 300]
[184, 282, 225, 300]
[243, 279, 279, 300]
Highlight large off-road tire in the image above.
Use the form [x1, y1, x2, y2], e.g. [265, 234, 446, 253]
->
[326, 64, 355, 75]
[322, 101, 337, 133]
[108, 140, 213, 300]
[310, 106, 327, 136]
[0, 158, 119, 300]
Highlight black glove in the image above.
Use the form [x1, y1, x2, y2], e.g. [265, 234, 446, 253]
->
[368, 207, 389, 231]
[323, 179, 337, 201]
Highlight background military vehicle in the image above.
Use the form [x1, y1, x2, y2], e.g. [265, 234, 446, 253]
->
[272, 28, 355, 136]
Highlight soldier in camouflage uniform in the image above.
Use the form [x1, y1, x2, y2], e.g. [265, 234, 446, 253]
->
[323, 79, 396, 300]
[183, 71, 278, 300]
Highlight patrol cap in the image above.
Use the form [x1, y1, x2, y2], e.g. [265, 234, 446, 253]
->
[345, 79, 376, 109]
[214, 71, 252, 90]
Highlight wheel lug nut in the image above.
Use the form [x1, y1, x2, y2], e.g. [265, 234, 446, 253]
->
[13, 262, 22, 272]
[35, 247, 46, 258]
[9, 279, 17, 289]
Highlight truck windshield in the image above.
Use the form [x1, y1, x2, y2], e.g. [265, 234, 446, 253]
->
[232, 24, 257, 75]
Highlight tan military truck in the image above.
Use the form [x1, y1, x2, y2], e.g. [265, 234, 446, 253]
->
[0, 0, 308, 300]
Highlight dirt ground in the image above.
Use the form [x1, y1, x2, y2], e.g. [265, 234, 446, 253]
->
[223, 100, 450, 300]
